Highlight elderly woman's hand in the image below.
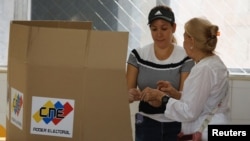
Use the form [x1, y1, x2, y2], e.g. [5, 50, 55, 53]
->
[157, 80, 172, 92]
[157, 80, 181, 100]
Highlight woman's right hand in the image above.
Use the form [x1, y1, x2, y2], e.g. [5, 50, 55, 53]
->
[128, 88, 142, 103]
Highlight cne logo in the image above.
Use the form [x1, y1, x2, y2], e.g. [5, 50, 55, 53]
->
[11, 93, 23, 116]
[10, 88, 24, 129]
[32, 100, 73, 125]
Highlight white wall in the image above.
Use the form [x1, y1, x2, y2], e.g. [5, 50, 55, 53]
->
[0, 69, 7, 130]
[229, 76, 250, 124]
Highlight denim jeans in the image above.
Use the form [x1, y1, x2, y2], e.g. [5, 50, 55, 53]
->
[135, 113, 181, 141]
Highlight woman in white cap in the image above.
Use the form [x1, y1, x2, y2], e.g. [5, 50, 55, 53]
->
[126, 5, 194, 141]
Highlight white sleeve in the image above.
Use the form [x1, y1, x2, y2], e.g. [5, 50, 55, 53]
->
[164, 66, 213, 122]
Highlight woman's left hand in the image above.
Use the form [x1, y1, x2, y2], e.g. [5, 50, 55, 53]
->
[141, 87, 166, 106]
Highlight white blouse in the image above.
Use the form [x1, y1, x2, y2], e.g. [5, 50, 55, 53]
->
[164, 55, 230, 141]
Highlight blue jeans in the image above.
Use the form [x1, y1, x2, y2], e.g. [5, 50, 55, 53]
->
[135, 113, 181, 141]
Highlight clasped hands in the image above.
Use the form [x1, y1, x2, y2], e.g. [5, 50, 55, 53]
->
[128, 80, 174, 107]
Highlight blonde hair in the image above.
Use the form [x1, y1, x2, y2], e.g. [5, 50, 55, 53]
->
[184, 17, 219, 54]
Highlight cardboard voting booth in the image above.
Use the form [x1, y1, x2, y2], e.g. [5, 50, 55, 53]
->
[6, 20, 132, 141]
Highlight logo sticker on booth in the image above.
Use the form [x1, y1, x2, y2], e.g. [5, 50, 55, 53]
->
[30, 96, 75, 138]
[10, 87, 24, 130]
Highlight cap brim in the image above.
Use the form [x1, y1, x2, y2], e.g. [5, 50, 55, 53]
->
[148, 16, 173, 24]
